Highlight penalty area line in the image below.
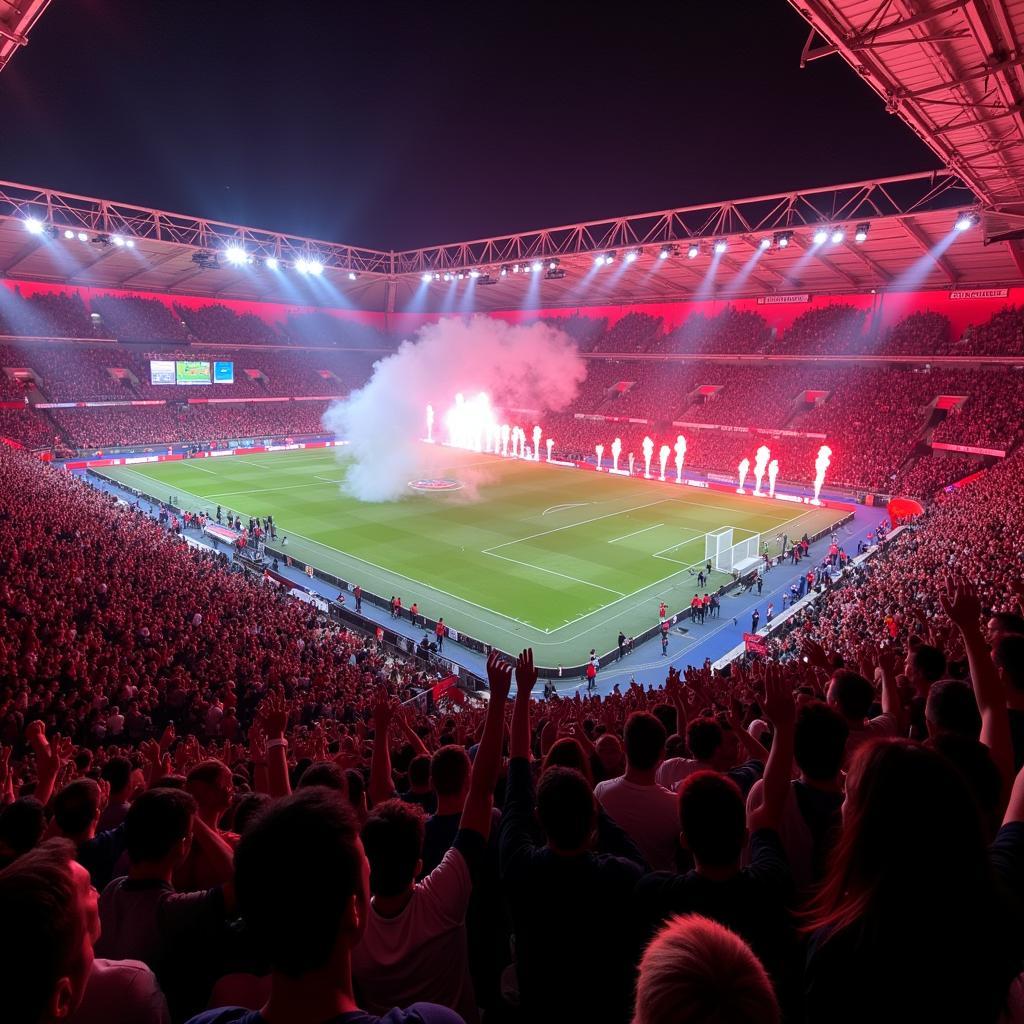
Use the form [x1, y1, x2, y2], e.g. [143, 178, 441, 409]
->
[608, 523, 663, 544]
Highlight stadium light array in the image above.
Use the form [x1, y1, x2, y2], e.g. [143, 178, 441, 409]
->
[265, 257, 279, 270]
[24, 217, 44, 235]
[955, 211, 978, 232]
[225, 246, 249, 266]
[813, 227, 829, 245]
[548, 259, 559, 271]
[658, 246, 672, 260]
[531, 260, 543, 272]
[500, 265, 509, 276]
[64, 229, 75, 240]
[774, 231, 792, 249]
[624, 249, 640, 264]
[713, 239, 727, 254]
[594, 254, 605, 266]
[854, 223, 869, 243]
[348, 271, 359, 280]
[421, 272, 433, 282]
[77, 232, 88, 242]
[687, 243, 700, 259]
[759, 237, 772, 250]
[830, 228, 845, 245]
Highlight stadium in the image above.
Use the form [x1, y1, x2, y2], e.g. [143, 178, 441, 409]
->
[2, 2, 1024, 1024]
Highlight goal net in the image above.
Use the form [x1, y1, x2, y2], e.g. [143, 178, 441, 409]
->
[705, 527, 760, 573]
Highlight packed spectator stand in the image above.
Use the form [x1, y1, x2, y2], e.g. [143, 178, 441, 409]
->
[2, 423, 1024, 1021]
[3, 290, 1024, 1022]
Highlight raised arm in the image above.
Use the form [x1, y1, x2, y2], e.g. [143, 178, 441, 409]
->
[368, 688, 398, 806]
[259, 691, 292, 801]
[748, 666, 796, 833]
[395, 707, 431, 757]
[941, 576, 1014, 803]
[510, 648, 536, 761]
[460, 650, 513, 838]
[25, 722, 65, 808]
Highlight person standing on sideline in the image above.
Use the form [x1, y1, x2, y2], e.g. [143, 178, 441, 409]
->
[435, 618, 446, 651]
[410, 602, 419, 627]
[659, 601, 667, 620]
[354, 584, 362, 613]
[766, 602, 775, 625]
[751, 608, 761, 633]
[618, 631, 627, 660]
[661, 630, 669, 656]
[586, 650, 598, 692]
[757, 575, 763, 596]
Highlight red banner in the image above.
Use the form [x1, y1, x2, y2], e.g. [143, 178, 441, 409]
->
[743, 633, 768, 655]
[431, 675, 462, 703]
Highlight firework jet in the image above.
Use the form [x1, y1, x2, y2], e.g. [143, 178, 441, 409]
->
[812, 445, 832, 504]
[737, 458, 750, 493]
[323, 316, 585, 501]
[768, 459, 779, 497]
[674, 435, 686, 483]
[753, 445, 771, 495]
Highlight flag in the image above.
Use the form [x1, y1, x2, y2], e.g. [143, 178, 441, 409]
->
[743, 633, 768, 655]
[432, 675, 459, 702]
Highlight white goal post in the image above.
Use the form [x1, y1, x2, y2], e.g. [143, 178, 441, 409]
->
[705, 527, 761, 574]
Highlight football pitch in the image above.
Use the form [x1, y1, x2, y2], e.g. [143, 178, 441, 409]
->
[96, 447, 848, 665]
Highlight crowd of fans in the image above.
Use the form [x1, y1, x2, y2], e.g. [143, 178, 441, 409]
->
[89, 296, 191, 343]
[1, 433, 1024, 1022]
[53, 402, 334, 448]
[0, 407, 55, 448]
[174, 305, 282, 347]
[889, 452, 985, 499]
[592, 312, 665, 353]
[657, 308, 772, 354]
[0, 289, 94, 338]
[931, 371, 1024, 452]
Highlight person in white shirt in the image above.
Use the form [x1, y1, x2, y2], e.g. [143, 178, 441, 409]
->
[594, 712, 680, 871]
[354, 652, 512, 1023]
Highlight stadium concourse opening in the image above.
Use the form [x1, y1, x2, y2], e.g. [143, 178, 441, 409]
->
[95, 444, 849, 667]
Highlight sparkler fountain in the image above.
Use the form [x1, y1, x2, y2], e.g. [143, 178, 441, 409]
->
[753, 445, 771, 496]
[812, 445, 832, 505]
[674, 435, 686, 483]
[642, 436, 655, 478]
[737, 458, 750, 494]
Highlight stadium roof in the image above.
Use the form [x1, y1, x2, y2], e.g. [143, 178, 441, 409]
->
[0, 0, 51, 74]
[789, 0, 1024, 213]
[1, 171, 1013, 313]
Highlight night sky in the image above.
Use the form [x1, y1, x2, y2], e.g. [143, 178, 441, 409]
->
[0, 0, 939, 251]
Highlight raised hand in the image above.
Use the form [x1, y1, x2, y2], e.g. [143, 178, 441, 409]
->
[259, 690, 289, 740]
[486, 649, 514, 702]
[515, 648, 537, 696]
[939, 574, 982, 632]
[762, 664, 796, 732]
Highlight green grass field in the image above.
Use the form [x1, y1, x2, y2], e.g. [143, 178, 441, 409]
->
[96, 447, 847, 665]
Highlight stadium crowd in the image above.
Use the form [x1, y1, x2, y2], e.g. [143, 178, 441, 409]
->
[1, 430, 1024, 1022]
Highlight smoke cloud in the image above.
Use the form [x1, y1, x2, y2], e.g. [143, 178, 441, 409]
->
[322, 315, 587, 502]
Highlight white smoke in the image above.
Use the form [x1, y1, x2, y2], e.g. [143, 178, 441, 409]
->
[323, 315, 586, 501]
